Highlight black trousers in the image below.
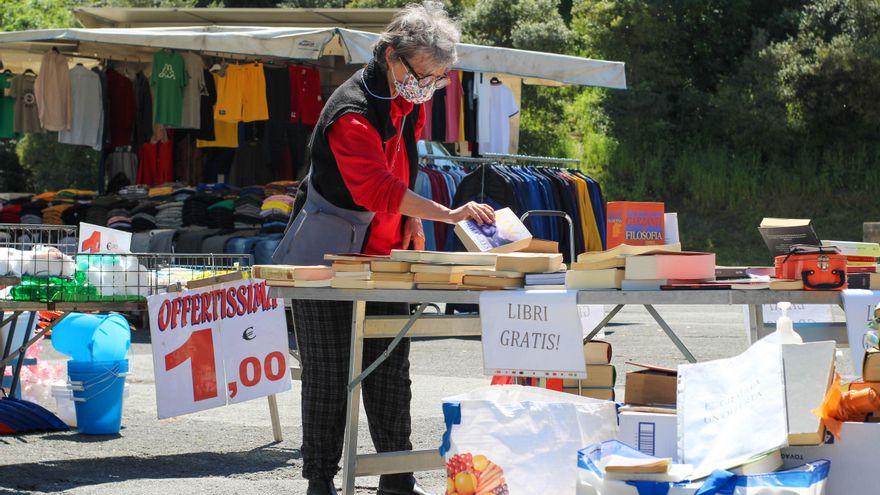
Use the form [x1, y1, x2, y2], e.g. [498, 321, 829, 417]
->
[293, 300, 413, 481]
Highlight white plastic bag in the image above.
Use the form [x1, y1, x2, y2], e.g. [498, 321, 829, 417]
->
[577, 441, 829, 495]
[440, 385, 617, 495]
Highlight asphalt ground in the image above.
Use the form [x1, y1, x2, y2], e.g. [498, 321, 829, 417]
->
[0, 303, 853, 495]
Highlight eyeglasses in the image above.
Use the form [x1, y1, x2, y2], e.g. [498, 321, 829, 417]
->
[400, 57, 450, 89]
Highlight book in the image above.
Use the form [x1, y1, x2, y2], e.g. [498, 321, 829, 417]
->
[845, 255, 879, 263]
[562, 364, 616, 388]
[624, 252, 716, 281]
[758, 218, 820, 256]
[847, 266, 877, 273]
[332, 261, 372, 272]
[606, 201, 665, 249]
[464, 269, 525, 278]
[372, 281, 416, 290]
[566, 268, 624, 290]
[731, 450, 783, 476]
[577, 243, 682, 264]
[370, 260, 412, 273]
[390, 250, 497, 266]
[570, 258, 626, 271]
[461, 274, 524, 289]
[561, 387, 615, 401]
[847, 272, 880, 290]
[332, 271, 371, 280]
[414, 272, 465, 284]
[585, 340, 613, 365]
[715, 266, 750, 279]
[782, 341, 836, 446]
[330, 278, 375, 289]
[416, 283, 479, 290]
[603, 463, 692, 483]
[293, 279, 332, 288]
[370, 272, 414, 283]
[521, 238, 559, 254]
[524, 284, 565, 290]
[454, 207, 533, 253]
[494, 252, 564, 273]
[254, 264, 329, 281]
[604, 455, 671, 474]
[411, 264, 492, 275]
[864, 348, 880, 382]
[769, 278, 804, 290]
[524, 272, 567, 286]
[821, 240, 880, 258]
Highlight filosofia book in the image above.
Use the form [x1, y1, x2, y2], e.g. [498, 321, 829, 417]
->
[454, 207, 533, 253]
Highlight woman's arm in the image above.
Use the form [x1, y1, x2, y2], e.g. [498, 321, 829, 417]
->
[398, 189, 495, 225]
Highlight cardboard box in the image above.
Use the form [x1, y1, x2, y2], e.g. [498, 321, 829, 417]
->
[781, 421, 880, 494]
[617, 411, 678, 461]
[624, 362, 677, 406]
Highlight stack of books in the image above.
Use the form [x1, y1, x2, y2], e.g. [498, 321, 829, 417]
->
[369, 258, 416, 289]
[391, 250, 497, 290]
[462, 252, 564, 290]
[622, 249, 716, 290]
[566, 243, 682, 290]
[561, 340, 616, 400]
[325, 254, 384, 289]
[253, 265, 334, 287]
[822, 240, 880, 289]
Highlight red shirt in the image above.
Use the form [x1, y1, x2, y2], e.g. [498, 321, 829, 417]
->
[327, 97, 425, 255]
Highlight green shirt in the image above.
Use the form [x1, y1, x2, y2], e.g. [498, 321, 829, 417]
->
[0, 73, 16, 139]
[150, 50, 187, 127]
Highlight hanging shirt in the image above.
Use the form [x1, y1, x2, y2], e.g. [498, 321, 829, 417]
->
[11, 73, 41, 134]
[150, 50, 187, 127]
[0, 73, 15, 139]
[197, 74, 238, 149]
[197, 68, 217, 141]
[476, 73, 492, 147]
[34, 50, 72, 131]
[484, 82, 519, 154]
[445, 70, 463, 143]
[133, 71, 153, 149]
[58, 65, 104, 150]
[288, 64, 323, 126]
[179, 52, 205, 129]
[326, 96, 425, 256]
[106, 68, 135, 148]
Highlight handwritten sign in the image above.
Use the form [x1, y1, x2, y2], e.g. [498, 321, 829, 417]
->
[842, 289, 880, 376]
[479, 290, 586, 378]
[147, 279, 291, 419]
[79, 222, 132, 253]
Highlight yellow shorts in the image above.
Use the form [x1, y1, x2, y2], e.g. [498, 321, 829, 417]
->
[214, 63, 269, 123]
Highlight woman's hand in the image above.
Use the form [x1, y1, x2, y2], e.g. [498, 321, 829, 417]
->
[401, 216, 426, 251]
[447, 202, 495, 225]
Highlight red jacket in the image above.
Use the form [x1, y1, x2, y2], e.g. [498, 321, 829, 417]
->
[327, 96, 426, 255]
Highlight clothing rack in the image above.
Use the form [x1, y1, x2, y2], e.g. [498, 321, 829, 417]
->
[482, 152, 580, 167]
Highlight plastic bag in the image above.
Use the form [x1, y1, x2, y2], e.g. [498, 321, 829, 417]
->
[440, 385, 617, 495]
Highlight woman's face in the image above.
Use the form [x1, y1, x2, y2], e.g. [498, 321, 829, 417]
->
[386, 49, 449, 89]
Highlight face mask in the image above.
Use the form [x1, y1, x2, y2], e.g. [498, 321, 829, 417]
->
[392, 64, 436, 104]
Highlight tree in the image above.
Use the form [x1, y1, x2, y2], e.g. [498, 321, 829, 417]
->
[18, 134, 99, 192]
[0, 140, 31, 192]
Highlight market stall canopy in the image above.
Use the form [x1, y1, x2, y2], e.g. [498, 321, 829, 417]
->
[0, 26, 626, 89]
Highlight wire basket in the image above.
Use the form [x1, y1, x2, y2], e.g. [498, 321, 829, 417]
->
[0, 223, 252, 303]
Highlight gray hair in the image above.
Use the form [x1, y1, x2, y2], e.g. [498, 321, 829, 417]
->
[373, 1, 460, 71]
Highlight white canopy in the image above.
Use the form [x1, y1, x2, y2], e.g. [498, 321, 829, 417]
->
[0, 26, 626, 89]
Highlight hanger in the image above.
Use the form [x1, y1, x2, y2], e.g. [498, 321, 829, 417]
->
[490, 76, 501, 84]
[23, 69, 36, 76]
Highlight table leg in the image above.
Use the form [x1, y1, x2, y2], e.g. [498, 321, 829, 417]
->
[746, 304, 759, 345]
[583, 304, 624, 343]
[342, 300, 367, 495]
[644, 305, 697, 363]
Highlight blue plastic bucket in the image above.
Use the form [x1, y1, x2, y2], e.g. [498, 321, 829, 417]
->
[68, 359, 129, 434]
[53, 313, 131, 362]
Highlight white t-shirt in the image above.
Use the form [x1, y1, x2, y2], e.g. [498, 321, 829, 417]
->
[481, 81, 519, 154]
[58, 65, 104, 150]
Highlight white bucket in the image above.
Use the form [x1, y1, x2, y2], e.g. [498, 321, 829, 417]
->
[51, 380, 130, 428]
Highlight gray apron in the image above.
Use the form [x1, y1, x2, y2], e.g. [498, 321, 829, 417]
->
[271, 181, 374, 266]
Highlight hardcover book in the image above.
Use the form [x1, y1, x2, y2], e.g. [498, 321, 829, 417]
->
[454, 207, 532, 253]
[758, 218, 820, 256]
[606, 202, 665, 249]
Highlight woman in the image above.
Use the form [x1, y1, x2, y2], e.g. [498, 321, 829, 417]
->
[272, 3, 494, 495]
